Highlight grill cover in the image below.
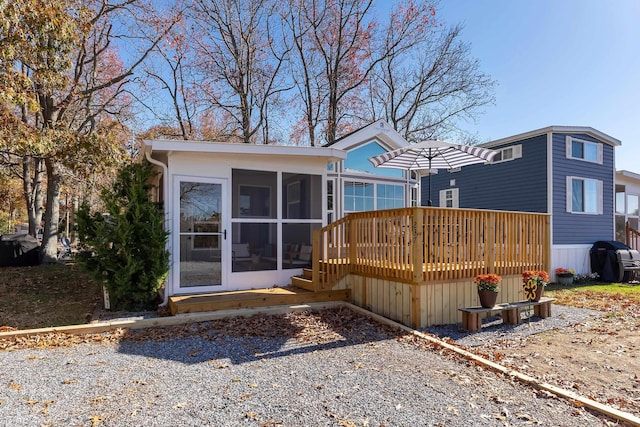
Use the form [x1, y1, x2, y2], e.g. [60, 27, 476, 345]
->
[590, 240, 640, 282]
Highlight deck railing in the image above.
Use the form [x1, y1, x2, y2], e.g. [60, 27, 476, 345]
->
[626, 221, 640, 251]
[313, 207, 550, 290]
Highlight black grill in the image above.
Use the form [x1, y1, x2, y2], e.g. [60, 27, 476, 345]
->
[590, 240, 640, 282]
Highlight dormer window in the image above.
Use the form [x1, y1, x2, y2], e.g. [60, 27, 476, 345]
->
[491, 144, 522, 163]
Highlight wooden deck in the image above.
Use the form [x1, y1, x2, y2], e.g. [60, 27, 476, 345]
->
[168, 286, 351, 315]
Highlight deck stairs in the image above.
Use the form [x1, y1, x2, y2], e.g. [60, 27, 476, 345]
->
[168, 268, 348, 315]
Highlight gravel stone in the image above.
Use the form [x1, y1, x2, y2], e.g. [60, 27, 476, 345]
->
[424, 304, 602, 347]
[0, 306, 608, 426]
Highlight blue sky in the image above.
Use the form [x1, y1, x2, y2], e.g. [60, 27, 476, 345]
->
[431, 0, 640, 172]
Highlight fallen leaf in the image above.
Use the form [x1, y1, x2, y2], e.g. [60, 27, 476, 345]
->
[89, 415, 104, 426]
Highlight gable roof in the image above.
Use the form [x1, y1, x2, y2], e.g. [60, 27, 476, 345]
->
[480, 126, 621, 148]
[326, 119, 410, 151]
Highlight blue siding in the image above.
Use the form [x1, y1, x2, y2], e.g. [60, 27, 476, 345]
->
[552, 133, 614, 244]
[421, 135, 548, 212]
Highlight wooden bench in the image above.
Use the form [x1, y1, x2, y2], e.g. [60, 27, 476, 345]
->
[458, 297, 556, 332]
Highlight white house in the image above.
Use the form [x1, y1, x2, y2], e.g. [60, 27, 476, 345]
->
[143, 120, 418, 299]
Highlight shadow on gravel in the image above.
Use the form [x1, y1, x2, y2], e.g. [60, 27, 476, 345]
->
[115, 306, 403, 365]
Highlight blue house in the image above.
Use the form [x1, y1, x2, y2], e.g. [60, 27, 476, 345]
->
[421, 126, 621, 276]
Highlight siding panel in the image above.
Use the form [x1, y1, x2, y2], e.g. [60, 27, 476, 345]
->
[552, 133, 615, 244]
[421, 135, 548, 212]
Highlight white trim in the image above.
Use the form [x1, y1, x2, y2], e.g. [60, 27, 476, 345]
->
[617, 169, 640, 181]
[439, 188, 459, 208]
[173, 175, 230, 294]
[328, 119, 410, 151]
[547, 132, 553, 247]
[480, 125, 621, 148]
[565, 136, 603, 165]
[566, 176, 603, 215]
[143, 139, 347, 162]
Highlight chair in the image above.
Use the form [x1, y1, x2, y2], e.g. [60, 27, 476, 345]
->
[58, 237, 72, 260]
[232, 243, 252, 263]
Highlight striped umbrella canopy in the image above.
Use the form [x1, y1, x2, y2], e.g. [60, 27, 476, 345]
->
[368, 140, 498, 206]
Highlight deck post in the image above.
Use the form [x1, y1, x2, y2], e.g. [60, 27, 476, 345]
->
[543, 215, 551, 273]
[312, 230, 321, 291]
[485, 211, 496, 274]
[412, 208, 424, 283]
[349, 217, 357, 267]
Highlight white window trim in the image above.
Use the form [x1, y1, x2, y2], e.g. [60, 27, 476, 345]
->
[439, 188, 459, 208]
[566, 176, 603, 215]
[565, 136, 603, 164]
[491, 144, 522, 164]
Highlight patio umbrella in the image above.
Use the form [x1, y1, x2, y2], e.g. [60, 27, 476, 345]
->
[368, 140, 498, 206]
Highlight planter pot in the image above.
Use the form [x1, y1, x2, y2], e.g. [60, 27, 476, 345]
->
[557, 275, 574, 285]
[478, 289, 499, 308]
[522, 284, 544, 301]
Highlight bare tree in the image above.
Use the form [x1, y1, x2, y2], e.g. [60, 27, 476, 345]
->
[369, 20, 495, 142]
[188, 0, 291, 144]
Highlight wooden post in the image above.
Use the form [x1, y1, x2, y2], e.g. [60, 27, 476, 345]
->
[312, 230, 320, 291]
[412, 208, 424, 283]
[543, 214, 551, 274]
[485, 211, 496, 274]
[349, 216, 357, 267]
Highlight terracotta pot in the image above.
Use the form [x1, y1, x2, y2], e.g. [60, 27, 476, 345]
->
[478, 289, 498, 308]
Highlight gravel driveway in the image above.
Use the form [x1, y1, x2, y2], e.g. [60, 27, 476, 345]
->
[0, 306, 607, 426]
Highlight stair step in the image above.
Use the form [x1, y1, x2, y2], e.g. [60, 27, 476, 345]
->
[302, 268, 325, 280]
[291, 275, 315, 291]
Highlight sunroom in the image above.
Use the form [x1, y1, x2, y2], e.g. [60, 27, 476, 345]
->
[143, 140, 346, 298]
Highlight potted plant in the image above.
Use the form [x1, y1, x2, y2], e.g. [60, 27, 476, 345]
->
[474, 273, 502, 308]
[522, 270, 550, 302]
[555, 267, 575, 285]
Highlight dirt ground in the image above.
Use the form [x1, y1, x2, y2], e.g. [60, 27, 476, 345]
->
[472, 296, 640, 419]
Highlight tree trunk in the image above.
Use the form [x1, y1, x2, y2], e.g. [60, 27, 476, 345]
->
[41, 158, 62, 262]
[22, 156, 45, 238]
[70, 193, 79, 245]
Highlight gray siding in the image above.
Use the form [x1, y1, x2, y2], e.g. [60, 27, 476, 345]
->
[552, 133, 615, 244]
[421, 135, 548, 213]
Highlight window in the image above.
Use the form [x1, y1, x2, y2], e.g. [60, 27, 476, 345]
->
[376, 184, 404, 210]
[410, 186, 418, 207]
[344, 142, 403, 177]
[491, 144, 522, 163]
[628, 195, 639, 216]
[566, 176, 602, 214]
[344, 181, 407, 213]
[344, 181, 374, 212]
[616, 191, 626, 214]
[327, 179, 334, 222]
[566, 136, 602, 164]
[439, 188, 459, 208]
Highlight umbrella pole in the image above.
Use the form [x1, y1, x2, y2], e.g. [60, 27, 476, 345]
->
[427, 155, 432, 206]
